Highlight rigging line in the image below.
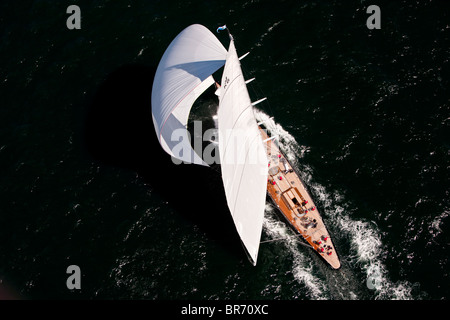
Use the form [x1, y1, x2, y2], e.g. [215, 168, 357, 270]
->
[219, 75, 255, 159]
[241, 64, 277, 129]
[260, 233, 314, 249]
[230, 131, 266, 217]
[240, 65, 263, 105]
[220, 103, 253, 160]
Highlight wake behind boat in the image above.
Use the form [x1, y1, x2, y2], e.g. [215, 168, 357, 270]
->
[151, 24, 340, 269]
[260, 127, 340, 269]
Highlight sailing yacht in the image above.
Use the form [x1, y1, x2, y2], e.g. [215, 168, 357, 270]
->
[151, 24, 340, 269]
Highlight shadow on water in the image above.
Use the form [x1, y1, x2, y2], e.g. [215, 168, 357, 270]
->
[83, 64, 242, 261]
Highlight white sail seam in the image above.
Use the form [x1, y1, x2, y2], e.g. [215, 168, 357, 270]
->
[221, 103, 253, 159]
[230, 132, 264, 217]
[219, 73, 241, 101]
[158, 78, 212, 143]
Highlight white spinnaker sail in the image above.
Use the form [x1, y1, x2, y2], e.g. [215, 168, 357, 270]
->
[151, 24, 227, 165]
[218, 39, 269, 265]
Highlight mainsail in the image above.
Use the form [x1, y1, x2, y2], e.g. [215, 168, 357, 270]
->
[217, 36, 268, 265]
[151, 24, 227, 165]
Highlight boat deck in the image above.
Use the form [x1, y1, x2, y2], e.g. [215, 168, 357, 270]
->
[260, 127, 340, 269]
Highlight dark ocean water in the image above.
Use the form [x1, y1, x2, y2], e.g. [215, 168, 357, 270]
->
[0, 0, 449, 301]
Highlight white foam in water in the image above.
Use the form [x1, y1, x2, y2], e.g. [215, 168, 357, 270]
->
[263, 204, 328, 300]
[254, 110, 310, 163]
[255, 109, 416, 300]
[429, 210, 449, 241]
[311, 184, 416, 300]
[257, 109, 327, 299]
